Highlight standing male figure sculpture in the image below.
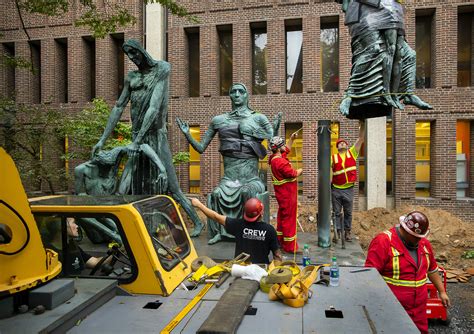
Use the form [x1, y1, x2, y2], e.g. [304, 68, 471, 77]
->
[177, 83, 279, 244]
[90, 39, 203, 237]
[338, 0, 432, 119]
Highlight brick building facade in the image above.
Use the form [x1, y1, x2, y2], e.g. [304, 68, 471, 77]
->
[1, 0, 473, 222]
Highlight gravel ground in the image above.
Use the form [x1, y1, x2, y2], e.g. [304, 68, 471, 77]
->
[429, 281, 473, 334]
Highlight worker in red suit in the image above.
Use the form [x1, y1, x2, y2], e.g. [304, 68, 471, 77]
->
[365, 211, 450, 333]
[268, 131, 302, 254]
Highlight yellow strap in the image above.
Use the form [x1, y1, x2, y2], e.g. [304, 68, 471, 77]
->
[423, 245, 430, 269]
[267, 265, 323, 308]
[333, 166, 356, 176]
[383, 276, 427, 287]
[161, 283, 213, 333]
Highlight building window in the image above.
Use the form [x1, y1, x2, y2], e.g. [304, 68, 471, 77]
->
[458, 9, 473, 87]
[320, 17, 339, 92]
[29, 40, 41, 104]
[112, 34, 124, 99]
[2, 43, 15, 99]
[218, 25, 233, 96]
[55, 38, 68, 103]
[415, 121, 431, 197]
[387, 120, 393, 196]
[83, 37, 96, 100]
[285, 123, 303, 193]
[251, 22, 267, 95]
[416, 11, 434, 89]
[285, 20, 303, 94]
[456, 120, 471, 198]
[187, 28, 200, 97]
[189, 126, 200, 193]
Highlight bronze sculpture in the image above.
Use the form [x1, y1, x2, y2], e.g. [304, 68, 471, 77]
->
[177, 83, 279, 244]
[83, 39, 203, 237]
[338, 0, 432, 119]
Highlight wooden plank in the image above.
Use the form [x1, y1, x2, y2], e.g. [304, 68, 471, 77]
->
[197, 278, 259, 334]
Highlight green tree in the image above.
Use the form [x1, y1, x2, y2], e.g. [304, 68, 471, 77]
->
[0, 98, 66, 194]
[16, 0, 197, 39]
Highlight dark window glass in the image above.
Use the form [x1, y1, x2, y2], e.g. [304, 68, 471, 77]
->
[83, 37, 96, 100]
[251, 25, 267, 95]
[187, 30, 200, 97]
[112, 34, 124, 99]
[416, 14, 433, 88]
[218, 27, 233, 96]
[29, 40, 41, 103]
[458, 12, 473, 87]
[321, 20, 339, 92]
[55, 38, 68, 103]
[286, 23, 303, 93]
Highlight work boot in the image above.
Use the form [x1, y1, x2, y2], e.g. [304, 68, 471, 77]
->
[345, 230, 352, 242]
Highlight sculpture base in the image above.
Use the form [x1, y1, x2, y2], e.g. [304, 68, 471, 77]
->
[347, 103, 392, 120]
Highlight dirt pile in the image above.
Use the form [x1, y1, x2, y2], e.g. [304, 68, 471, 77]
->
[272, 204, 473, 269]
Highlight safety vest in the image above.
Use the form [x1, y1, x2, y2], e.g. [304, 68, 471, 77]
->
[331, 150, 357, 187]
[379, 228, 436, 289]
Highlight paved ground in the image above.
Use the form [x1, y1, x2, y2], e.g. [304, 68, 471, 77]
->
[429, 281, 473, 334]
[192, 231, 366, 266]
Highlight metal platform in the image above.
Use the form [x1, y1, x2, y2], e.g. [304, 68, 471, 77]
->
[67, 267, 418, 334]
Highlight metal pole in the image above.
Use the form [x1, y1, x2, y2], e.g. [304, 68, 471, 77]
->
[317, 120, 331, 248]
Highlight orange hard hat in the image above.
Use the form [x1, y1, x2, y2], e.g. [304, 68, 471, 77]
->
[243, 198, 264, 222]
[399, 211, 430, 238]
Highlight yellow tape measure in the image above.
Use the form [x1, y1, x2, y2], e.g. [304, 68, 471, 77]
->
[160, 283, 213, 334]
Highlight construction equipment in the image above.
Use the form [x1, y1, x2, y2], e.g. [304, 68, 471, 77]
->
[426, 267, 450, 325]
[0, 148, 421, 333]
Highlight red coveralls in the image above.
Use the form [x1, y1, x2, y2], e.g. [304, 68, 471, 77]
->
[365, 227, 439, 334]
[268, 146, 299, 252]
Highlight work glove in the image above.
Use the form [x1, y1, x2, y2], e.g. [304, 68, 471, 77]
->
[231, 264, 268, 282]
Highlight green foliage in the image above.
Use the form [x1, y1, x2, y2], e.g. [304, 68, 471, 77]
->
[172, 151, 190, 165]
[462, 250, 474, 259]
[0, 97, 66, 194]
[17, 0, 198, 39]
[18, 0, 69, 16]
[74, 4, 137, 39]
[1, 53, 35, 74]
[62, 98, 132, 160]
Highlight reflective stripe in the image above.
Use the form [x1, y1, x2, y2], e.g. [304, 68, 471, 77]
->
[333, 166, 357, 176]
[284, 235, 296, 242]
[332, 154, 339, 164]
[391, 247, 400, 280]
[277, 231, 283, 236]
[383, 276, 427, 287]
[423, 245, 430, 269]
[272, 175, 297, 186]
[383, 230, 392, 240]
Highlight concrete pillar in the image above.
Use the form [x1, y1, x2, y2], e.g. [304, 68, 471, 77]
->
[145, 3, 166, 60]
[366, 117, 386, 209]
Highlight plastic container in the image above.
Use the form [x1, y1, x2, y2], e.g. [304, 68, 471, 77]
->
[329, 256, 340, 287]
[302, 244, 311, 267]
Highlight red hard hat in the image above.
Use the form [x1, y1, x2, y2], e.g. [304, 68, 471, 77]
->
[336, 139, 348, 148]
[399, 211, 430, 238]
[243, 198, 264, 222]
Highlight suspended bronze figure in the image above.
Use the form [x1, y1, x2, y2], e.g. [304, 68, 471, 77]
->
[177, 83, 280, 244]
[337, 0, 433, 119]
[81, 39, 203, 237]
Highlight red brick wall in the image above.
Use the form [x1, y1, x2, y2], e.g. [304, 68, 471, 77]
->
[1, 0, 473, 223]
[167, 0, 474, 223]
